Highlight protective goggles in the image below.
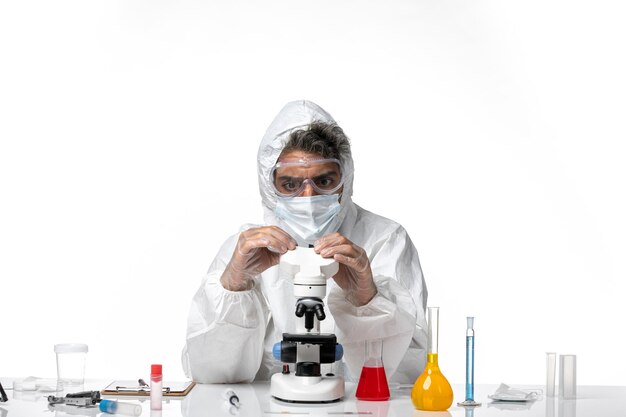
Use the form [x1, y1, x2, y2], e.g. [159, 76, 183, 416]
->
[270, 157, 344, 197]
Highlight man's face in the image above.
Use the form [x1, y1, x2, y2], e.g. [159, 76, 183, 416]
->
[272, 151, 343, 197]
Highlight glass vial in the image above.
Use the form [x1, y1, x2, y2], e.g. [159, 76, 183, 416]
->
[411, 307, 453, 411]
[150, 364, 162, 410]
[546, 352, 557, 397]
[559, 354, 577, 399]
[355, 339, 390, 401]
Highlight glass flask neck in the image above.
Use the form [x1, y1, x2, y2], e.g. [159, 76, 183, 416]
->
[427, 307, 439, 354]
[427, 352, 440, 365]
[466, 316, 475, 337]
[364, 339, 384, 367]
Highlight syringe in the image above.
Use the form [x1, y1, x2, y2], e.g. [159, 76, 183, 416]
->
[223, 389, 240, 408]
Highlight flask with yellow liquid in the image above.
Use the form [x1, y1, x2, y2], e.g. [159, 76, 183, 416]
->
[411, 306, 453, 411]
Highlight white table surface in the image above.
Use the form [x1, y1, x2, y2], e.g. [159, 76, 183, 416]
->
[1, 379, 624, 417]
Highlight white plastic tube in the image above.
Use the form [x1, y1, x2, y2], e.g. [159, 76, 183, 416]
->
[99, 399, 142, 416]
[151, 364, 163, 410]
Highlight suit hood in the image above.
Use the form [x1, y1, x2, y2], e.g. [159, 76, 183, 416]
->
[257, 100, 355, 228]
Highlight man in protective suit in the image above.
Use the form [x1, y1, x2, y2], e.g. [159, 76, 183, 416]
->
[182, 100, 428, 384]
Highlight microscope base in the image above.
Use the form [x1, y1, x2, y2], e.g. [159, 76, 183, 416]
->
[271, 373, 345, 403]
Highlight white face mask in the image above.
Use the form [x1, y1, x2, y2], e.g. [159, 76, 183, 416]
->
[274, 194, 341, 246]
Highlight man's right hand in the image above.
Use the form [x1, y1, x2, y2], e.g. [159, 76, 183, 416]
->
[220, 226, 297, 291]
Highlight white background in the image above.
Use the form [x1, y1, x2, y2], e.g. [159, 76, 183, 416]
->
[1, 0, 625, 386]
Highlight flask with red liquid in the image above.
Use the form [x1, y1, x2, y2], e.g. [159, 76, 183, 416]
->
[355, 339, 390, 401]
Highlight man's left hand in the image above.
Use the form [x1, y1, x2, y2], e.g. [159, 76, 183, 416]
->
[314, 232, 377, 306]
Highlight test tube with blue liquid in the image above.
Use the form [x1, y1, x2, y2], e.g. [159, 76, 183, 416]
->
[458, 316, 481, 407]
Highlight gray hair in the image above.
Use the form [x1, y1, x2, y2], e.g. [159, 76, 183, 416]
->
[282, 121, 351, 162]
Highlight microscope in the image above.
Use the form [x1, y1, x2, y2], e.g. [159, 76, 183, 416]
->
[270, 247, 345, 403]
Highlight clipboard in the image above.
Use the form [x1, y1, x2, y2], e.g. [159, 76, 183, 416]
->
[102, 380, 196, 397]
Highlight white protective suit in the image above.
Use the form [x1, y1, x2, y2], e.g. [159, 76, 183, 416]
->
[182, 100, 428, 384]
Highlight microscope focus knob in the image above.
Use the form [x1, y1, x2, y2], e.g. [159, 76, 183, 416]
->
[273, 341, 297, 363]
[335, 343, 344, 361]
[272, 342, 281, 360]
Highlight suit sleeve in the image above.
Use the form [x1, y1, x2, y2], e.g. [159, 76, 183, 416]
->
[181, 233, 270, 383]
